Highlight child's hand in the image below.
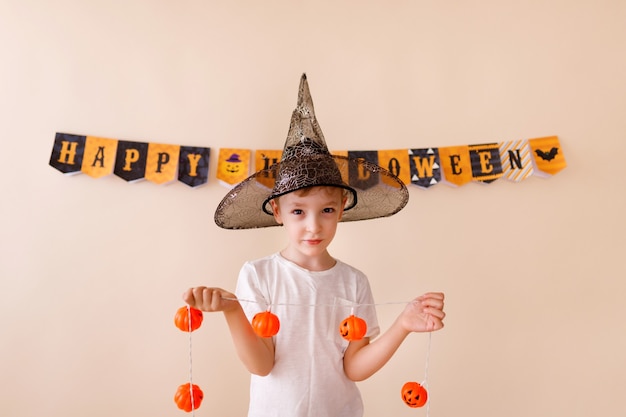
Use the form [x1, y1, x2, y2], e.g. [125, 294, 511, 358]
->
[182, 287, 239, 313]
[400, 292, 445, 333]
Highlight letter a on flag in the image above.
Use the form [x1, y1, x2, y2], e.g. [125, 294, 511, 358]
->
[82, 136, 118, 178]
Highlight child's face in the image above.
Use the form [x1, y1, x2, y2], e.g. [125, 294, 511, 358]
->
[270, 187, 346, 262]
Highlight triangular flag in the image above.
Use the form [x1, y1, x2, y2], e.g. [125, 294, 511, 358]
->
[255, 149, 282, 189]
[81, 136, 118, 178]
[377, 149, 411, 187]
[348, 150, 380, 190]
[469, 143, 503, 184]
[409, 148, 441, 189]
[217, 148, 251, 187]
[529, 136, 567, 177]
[114, 141, 148, 182]
[145, 143, 180, 185]
[499, 140, 534, 182]
[178, 146, 211, 188]
[439, 145, 472, 187]
[49, 133, 85, 175]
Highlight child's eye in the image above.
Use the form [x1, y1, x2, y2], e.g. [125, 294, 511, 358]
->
[292, 209, 303, 215]
[323, 208, 335, 213]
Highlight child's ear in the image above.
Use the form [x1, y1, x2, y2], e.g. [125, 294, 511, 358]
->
[270, 199, 282, 224]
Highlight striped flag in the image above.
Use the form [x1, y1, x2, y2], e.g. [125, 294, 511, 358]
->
[499, 140, 534, 182]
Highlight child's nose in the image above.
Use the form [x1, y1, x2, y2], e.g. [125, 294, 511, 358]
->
[306, 215, 322, 232]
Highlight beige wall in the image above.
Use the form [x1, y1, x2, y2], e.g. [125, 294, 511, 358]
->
[1, 1, 625, 416]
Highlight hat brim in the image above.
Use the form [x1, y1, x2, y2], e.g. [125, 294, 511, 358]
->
[214, 155, 409, 229]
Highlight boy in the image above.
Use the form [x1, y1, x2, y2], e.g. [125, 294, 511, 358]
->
[183, 74, 445, 417]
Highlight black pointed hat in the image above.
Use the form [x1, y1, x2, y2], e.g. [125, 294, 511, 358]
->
[214, 74, 408, 229]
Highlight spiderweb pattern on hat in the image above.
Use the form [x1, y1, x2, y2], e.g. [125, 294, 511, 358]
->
[214, 74, 409, 230]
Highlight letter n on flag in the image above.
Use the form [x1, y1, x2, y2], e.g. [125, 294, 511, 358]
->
[82, 136, 118, 178]
[50, 132, 86, 175]
[114, 141, 149, 182]
[178, 146, 211, 188]
[347, 151, 379, 190]
[528, 136, 567, 177]
[499, 140, 534, 182]
[145, 143, 180, 185]
[409, 148, 441, 189]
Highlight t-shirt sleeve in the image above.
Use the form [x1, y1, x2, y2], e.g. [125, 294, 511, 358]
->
[234, 261, 269, 321]
[358, 276, 380, 340]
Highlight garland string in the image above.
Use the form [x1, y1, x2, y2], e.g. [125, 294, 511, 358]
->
[187, 305, 196, 416]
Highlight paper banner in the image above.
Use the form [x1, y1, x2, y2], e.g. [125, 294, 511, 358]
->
[255, 150, 282, 189]
[114, 141, 149, 182]
[499, 140, 534, 182]
[377, 149, 411, 187]
[178, 146, 211, 188]
[439, 145, 472, 187]
[49, 133, 86, 175]
[216, 148, 251, 187]
[409, 148, 442, 189]
[347, 151, 380, 190]
[51, 132, 566, 190]
[469, 143, 503, 184]
[146, 142, 180, 185]
[51, 133, 211, 187]
[82, 136, 117, 178]
[528, 136, 567, 177]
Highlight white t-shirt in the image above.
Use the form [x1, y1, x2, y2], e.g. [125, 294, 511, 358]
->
[235, 252, 380, 417]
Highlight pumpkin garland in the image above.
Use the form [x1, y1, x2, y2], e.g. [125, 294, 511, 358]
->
[251, 310, 280, 338]
[174, 306, 203, 332]
[174, 383, 204, 412]
[401, 381, 428, 408]
[339, 314, 367, 341]
[173, 300, 435, 413]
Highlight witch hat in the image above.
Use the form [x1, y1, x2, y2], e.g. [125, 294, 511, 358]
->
[214, 74, 408, 229]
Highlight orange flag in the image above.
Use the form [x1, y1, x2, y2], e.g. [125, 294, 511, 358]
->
[145, 143, 180, 185]
[81, 136, 118, 178]
[217, 148, 251, 187]
[439, 145, 472, 187]
[377, 149, 411, 187]
[255, 149, 282, 189]
[529, 136, 567, 177]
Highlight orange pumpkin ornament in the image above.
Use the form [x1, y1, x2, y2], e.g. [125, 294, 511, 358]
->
[401, 381, 428, 408]
[252, 310, 280, 338]
[174, 306, 203, 332]
[339, 314, 367, 341]
[174, 382, 204, 412]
